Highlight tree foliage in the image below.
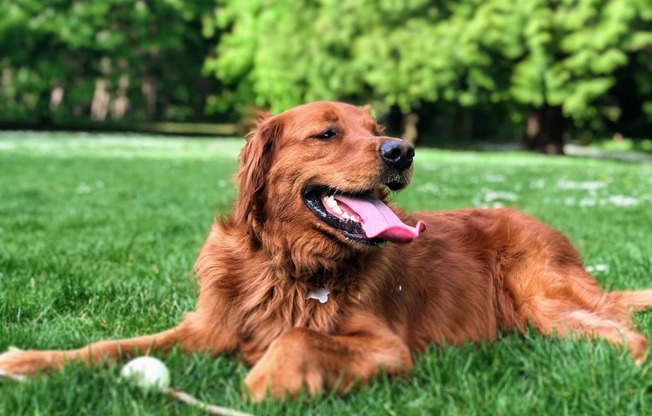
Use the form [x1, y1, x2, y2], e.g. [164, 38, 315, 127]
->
[0, 0, 215, 125]
[207, 0, 652, 148]
[1, 0, 651, 147]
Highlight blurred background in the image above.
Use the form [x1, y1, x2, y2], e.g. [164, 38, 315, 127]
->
[1, 0, 652, 154]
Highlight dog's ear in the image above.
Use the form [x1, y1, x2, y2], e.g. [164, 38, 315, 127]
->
[232, 115, 284, 232]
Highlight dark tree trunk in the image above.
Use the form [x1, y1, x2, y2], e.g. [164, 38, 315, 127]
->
[401, 112, 419, 146]
[378, 107, 420, 146]
[379, 105, 404, 138]
[523, 105, 566, 154]
[610, 60, 652, 138]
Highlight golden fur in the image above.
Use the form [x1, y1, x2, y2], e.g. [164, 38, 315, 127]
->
[1, 101, 651, 400]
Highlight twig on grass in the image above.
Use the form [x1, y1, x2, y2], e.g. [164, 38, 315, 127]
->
[162, 387, 254, 416]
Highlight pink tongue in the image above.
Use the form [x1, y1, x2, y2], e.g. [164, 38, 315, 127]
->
[334, 195, 426, 244]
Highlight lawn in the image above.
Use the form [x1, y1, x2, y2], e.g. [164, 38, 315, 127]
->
[1, 132, 652, 415]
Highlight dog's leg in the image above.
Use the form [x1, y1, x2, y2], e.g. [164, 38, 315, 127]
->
[0, 327, 186, 374]
[527, 297, 648, 364]
[506, 256, 650, 364]
[244, 315, 412, 401]
[611, 289, 652, 312]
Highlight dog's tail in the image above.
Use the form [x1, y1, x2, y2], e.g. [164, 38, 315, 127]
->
[611, 289, 652, 312]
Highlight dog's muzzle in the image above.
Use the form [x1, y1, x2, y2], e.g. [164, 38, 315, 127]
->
[378, 139, 414, 191]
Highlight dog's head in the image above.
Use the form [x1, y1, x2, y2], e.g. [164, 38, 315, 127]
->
[232, 101, 424, 262]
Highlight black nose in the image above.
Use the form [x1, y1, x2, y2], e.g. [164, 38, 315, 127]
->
[379, 139, 414, 171]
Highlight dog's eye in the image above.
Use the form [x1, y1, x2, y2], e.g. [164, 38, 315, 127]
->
[313, 129, 338, 140]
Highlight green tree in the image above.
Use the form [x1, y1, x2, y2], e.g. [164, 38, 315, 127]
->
[498, 0, 652, 152]
[0, 0, 215, 125]
[207, 0, 652, 152]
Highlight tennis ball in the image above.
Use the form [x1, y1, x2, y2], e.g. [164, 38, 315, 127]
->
[120, 356, 171, 390]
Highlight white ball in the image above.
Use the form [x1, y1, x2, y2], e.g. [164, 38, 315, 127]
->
[120, 356, 171, 390]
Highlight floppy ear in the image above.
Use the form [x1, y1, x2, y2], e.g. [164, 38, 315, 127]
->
[232, 115, 284, 231]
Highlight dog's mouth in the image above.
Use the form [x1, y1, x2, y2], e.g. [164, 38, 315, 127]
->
[302, 186, 425, 246]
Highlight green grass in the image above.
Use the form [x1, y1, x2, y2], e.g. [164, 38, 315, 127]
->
[1, 132, 652, 415]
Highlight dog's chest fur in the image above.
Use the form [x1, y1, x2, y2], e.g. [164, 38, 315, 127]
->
[194, 224, 387, 364]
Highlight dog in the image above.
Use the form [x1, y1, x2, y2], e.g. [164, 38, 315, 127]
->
[1, 101, 651, 400]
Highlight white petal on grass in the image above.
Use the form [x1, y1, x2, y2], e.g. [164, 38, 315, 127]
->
[76, 183, 92, 194]
[473, 189, 518, 208]
[579, 198, 597, 207]
[564, 197, 576, 206]
[608, 195, 639, 207]
[483, 174, 506, 183]
[483, 190, 518, 202]
[530, 179, 545, 189]
[556, 179, 606, 190]
[586, 264, 609, 274]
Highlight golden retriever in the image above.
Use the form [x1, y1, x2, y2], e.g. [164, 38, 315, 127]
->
[1, 101, 651, 400]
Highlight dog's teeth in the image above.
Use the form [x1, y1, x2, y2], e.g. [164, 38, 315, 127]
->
[322, 194, 362, 223]
[325, 195, 339, 209]
[324, 195, 344, 214]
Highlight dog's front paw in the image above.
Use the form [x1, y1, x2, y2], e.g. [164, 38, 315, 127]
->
[0, 346, 59, 375]
[243, 337, 325, 401]
[244, 359, 324, 402]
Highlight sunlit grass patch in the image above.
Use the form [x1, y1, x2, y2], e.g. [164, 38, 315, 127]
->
[0, 131, 244, 160]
